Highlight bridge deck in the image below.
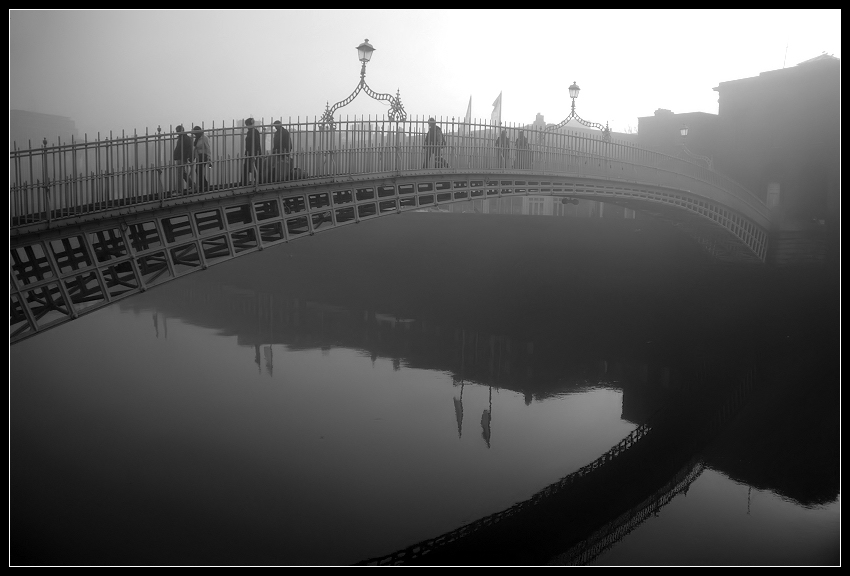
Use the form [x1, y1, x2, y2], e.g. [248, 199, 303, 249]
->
[10, 118, 772, 344]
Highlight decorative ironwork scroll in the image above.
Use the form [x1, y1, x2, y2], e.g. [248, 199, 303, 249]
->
[545, 99, 611, 141]
[319, 62, 407, 130]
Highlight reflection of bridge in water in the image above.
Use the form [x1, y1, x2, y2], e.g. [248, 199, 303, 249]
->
[119, 275, 682, 418]
[11, 117, 771, 344]
[116, 273, 757, 565]
[359, 364, 756, 566]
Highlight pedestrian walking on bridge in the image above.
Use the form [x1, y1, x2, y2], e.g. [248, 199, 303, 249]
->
[515, 129, 530, 169]
[495, 128, 510, 169]
[172, 125, 195, 195]
[423, 117, 447, 168]
[272, 120, 292, 181]
[242, 117, 263, 186]
[192, 126, 211, 192]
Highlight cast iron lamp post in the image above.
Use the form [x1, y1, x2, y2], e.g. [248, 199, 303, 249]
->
[680, 124, 713, 169]
[319, 39, 407, 130]
[546, 81, 611, 140]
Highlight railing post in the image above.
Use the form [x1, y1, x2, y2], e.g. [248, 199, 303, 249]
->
[41, 138, 51, 225]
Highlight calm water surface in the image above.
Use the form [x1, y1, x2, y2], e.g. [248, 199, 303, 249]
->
[11, 212, 839, 565]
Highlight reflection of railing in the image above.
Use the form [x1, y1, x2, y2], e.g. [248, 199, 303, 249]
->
[555, 459, 706, 566]
[358, 418, 655, 566]
[559, 362, 757, 566]
[358, 360, 758, 566]
[10, 117, 765, 229]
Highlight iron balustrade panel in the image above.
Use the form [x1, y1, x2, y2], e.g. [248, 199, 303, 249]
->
[333, 189, 354, 205]
[11, 117, 769, 232]
[9, 169, 769, 345]
[283, 195, 307, 215]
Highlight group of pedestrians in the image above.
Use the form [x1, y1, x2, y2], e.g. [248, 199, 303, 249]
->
[172, 118, 293, 195]
[239, 117, 294, 187]
[176, 116, 534, 194]
[172, 125, 211, 194]
[422, 119, 533, 171]
[496, 128, 531, 169]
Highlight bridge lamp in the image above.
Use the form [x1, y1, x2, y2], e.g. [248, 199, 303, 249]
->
[680, 125, 689, 137]
[569, 81, 581, 100]
[357, 39, 375, 64]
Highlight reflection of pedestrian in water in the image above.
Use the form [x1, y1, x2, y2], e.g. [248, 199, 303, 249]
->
[481, 386, 492, 448]
[453, 381, 464, 439]
[481, 409, 491, 448]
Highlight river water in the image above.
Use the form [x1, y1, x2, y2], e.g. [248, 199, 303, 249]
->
[10, 209, 839, 566]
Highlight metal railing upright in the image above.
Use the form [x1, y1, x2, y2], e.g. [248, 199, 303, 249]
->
[10, 116, 767, 229]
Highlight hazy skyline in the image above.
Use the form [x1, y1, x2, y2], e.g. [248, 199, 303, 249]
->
[9, 9, 841, 140]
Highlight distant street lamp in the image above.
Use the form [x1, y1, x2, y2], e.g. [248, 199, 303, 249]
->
[320, 38, 407, 130]
[679, 124, 713, 169]
[546, 80, 611, 140]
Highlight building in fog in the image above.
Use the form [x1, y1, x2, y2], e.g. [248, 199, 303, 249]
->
[637, 108, 719, 160]
[636, 54, 839, 231]
[10, 109, 79, 149]
[712, 53, 839, 230]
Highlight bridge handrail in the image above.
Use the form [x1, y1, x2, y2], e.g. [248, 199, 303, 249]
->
[10, 117, 767, 229]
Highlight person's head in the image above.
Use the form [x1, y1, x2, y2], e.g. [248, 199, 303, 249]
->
[192, 126, 203, 136]
[428, 117, 436, 128]
[175, 125, 184, 133]
[245, 117, 254, 127]
[273, 120, 282, 129]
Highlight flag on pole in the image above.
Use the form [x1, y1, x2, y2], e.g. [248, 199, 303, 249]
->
[490, 92, 502, 126]
[461, 96, 472, 136]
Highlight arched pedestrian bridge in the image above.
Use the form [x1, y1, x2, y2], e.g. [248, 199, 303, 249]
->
[10, 117, 771, 344]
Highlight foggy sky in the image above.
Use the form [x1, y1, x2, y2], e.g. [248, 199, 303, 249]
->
[9, 9, 841, 139]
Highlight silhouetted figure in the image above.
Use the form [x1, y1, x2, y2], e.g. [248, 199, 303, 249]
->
[172, 125, 195, 194]
[481, 386, 492, 448]
[242, 117, 263, 186]
[495, 128, 510, 168]
[423, 117, 447, 168]
[192, 126, 211, 192]
[453, 381, 465, 439]
[272, 120, 292, 182]
[515, 129, 530, 169]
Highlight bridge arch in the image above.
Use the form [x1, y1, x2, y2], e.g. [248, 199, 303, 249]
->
[10, 118, 771, 344]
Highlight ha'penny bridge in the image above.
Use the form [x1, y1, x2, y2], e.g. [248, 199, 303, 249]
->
[10, 39, 772, 344]
[9, 114, 772, 345]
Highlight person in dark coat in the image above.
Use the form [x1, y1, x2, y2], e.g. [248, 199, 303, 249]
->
[242, 117, 263, 186]
[272, 120, 292, 181]
[495, 128, 510, 168]
[172, 125, 195, 194]
[192, 126, 211, 192]
[423, 117, 447, 168]
[514, 129, 530, 169]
